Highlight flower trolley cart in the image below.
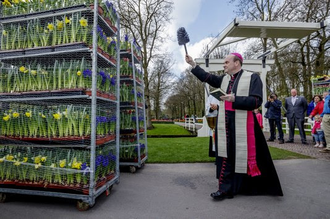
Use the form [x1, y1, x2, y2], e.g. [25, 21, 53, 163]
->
[311, 75, 330, 96]
[119, 39, 148, 173]
[0, 0, 120, 210]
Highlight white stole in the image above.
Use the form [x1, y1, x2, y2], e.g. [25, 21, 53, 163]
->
[217, 71, 253, 174]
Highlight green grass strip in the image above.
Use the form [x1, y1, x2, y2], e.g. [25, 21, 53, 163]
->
[147, 123, 192, 136]
[147, 137, 310, 163]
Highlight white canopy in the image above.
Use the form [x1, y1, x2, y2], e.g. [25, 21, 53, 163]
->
[197, 18, 327, 137]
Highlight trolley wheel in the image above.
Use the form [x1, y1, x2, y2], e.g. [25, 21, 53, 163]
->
[0, 193, 7, 203]
[129, 166, 137, 173]
[105, 185, 113, 196]
[76, 200, 90, 211]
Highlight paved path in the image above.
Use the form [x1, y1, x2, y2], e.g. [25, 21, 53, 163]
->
[264, 133, 330, 161]
[0, 161, 329, 219]
[1, 125, 330, 218]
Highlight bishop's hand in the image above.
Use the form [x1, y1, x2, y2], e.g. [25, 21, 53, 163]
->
[220, 94, 235, 102]
[185, 55, 196, 68]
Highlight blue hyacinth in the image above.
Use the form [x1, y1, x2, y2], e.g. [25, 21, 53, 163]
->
[83, 69, 92, 78]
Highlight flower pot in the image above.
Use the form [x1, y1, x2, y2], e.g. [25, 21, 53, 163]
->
[90, 4, 104, 15]
[96, 137, 107, 145]
[102, 51, 110, 60]
[104, 18, 113, 27]
[109, 57, 117, 65]
[110, 25, 118, 33]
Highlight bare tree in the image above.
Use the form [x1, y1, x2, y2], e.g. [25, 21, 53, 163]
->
[149, 53, 175, 119]
[228, 0, 330, 101]
[116, 0, 174, 128]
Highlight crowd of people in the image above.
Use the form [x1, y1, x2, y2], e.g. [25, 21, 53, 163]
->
[262, 89, 330, 153]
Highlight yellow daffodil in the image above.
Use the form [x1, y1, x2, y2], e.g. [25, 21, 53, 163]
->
[47, 23, 54, 31]
[14, 161, 21, 166]
[71, 158, 82, 169]
[3, 115, 10, 121]
[56, 20, 63, 31]
[12, 112, 19, 118]
[0, 158, 4, 163]
[35, 163, 41, 169]
[59, 159, 66, 168]
[31, 70, 37, 75]
[50, 163, 56, 168]
[19, 66, 26, 72]
[34, 156, 41, 164]
[41, 70, 48, 75]
[41, 114, 46, 118]
[12, 0, 19, 4]
[110, 75, 113, 78]
[53, 113, 61, 120]
[79, 17, 88, 27]
[40, 0, 44, 2]
[5, 155, 14, 161]
[23, 157, 28, 162]
[2, 30, 7, 36]
[41, 156, 47, 162]
[2, 0, 12, 7]
[77, 71, 82, 76]
[65, 16, 71, 24]
[25, 112, 32, 118]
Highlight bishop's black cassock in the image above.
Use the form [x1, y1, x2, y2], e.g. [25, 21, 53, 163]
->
[192, 65, 283, 197]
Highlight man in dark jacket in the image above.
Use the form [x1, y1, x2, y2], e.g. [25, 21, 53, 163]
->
[265, 93, 284, 144]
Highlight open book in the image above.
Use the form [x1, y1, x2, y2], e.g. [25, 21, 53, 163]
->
[210, 87, 226, 101]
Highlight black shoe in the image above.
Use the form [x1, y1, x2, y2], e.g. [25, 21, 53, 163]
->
[285, 140, 294, 143]
[302, 141, 308, 145]
[279, 139, 284, 144]
[210, 191, 234, 200]
[267, 139, 274, 142]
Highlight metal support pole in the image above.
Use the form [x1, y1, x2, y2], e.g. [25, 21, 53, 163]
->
[89, 0, 98, 206]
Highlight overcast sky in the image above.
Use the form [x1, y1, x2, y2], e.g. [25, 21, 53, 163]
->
[164, 0, 236, 75]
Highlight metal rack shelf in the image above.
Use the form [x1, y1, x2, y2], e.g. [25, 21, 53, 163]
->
[0, 4, 117, 36]
[0, 1, 121, 210]
[119, 40, 147, 173]
[120, 50, 141, 64]
[0, 43, 116, 68]
[120, 77, 143, 86]
[0, 136, 116, 148]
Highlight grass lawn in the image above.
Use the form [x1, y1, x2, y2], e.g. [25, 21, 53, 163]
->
[147, 137, 310, 163]
[147, 123, 192, 136]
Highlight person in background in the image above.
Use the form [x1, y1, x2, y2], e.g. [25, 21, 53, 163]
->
[284, 89, 308, 144]
[265, 93, 284, 144]
[206, 94, 220, 157]
[312, 115, 325, 148]
[320, 91, 330, 153]
[308, 95, 324, 144]
[254, 108, 263, 129]
[307, 99, 315, 116]
[308, 95, 324, 119]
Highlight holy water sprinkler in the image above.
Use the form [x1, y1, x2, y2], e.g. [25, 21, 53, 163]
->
[177, 27, 190, 54]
